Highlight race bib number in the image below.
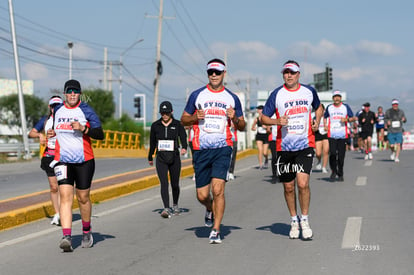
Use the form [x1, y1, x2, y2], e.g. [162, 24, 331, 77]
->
[47, 138, 56, 149]
[203, 117, 226, 134]
[158, 140, 174, 151]
[287, 118, 306, 135]
[54, 165, 67, 182]
[378, 119, 384, 125]
[391, 121, 401, 128]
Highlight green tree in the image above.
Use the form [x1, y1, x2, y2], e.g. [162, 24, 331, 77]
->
[81, 89, 115, 124]
[103, 114, 147, 146]
[0, 94, 48, 128]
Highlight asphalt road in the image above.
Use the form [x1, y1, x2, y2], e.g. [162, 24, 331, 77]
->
[0, 150, 413, 274]
[0, 157, 153, 200]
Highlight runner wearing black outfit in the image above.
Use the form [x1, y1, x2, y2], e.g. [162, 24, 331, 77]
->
[148, 101, 188, 218]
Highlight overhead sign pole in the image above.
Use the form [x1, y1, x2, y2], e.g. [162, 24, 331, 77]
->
[8, 0, 31, 159]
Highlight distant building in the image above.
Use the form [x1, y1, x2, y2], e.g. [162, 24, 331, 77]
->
[0, 78, 34, 96]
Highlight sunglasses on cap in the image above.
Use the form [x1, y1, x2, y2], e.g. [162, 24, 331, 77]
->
[207, 69, 223, 76]
[65, 88, 81, 94]
[282, 70, 299, 75]
[49, 103, 60, 108]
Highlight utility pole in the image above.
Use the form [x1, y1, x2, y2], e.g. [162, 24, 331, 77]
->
[147, 0, 174, 121]
[236, 76, 258, 149]
[118, 38, 144, 119]
[68, 41, 73, 79]
[103, 48, 108, 90]
[8, 0, 31, 159]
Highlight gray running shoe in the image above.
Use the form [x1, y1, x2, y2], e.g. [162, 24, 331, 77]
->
[59, 235, 73, 252]
[161, 208, 171, 218]
[204, 210, 213, 227]
[81, 231, 94, 248]
[209, 229, 222, 244]
[172, 205, 180, 215]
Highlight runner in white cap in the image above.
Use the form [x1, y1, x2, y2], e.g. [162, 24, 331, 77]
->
[261, 60, 323, 240]
[384, 99, 406, 163]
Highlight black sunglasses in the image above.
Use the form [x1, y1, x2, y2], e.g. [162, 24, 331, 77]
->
[65, 88, 81, 94]
[207, 69, 223, 76]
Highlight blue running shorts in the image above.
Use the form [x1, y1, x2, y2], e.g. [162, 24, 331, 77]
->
[193, 146, 232, 188]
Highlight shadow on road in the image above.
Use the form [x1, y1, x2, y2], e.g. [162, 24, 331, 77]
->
[185, 225, 242, 240]
[256, 223, 290, 237]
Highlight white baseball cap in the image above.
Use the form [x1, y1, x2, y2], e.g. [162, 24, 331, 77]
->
[332, 90, 342, 97]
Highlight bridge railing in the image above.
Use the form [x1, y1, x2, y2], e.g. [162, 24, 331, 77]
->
[92, 130, 141, 150]
[3, 130, 143, 159]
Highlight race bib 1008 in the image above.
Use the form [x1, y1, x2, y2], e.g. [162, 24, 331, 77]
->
[203, 117, 226, 134]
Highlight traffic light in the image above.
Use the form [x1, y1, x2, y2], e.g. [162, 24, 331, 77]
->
[134, 97, 141, 118]
[326, 67, 333, 90]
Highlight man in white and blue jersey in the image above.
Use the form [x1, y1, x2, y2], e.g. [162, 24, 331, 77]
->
[262, 60, 323, 240]
[181, 58, 246, 244]
[324, 90, 356, 182]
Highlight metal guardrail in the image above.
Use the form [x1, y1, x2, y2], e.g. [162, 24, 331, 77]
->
[92, 130, 141, 150]
[0, 143, 40, 153]
[1, 130, 142, 159]
[0, 142, 40, 158]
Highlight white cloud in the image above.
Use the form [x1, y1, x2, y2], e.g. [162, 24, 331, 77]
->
[356, 40, 402, 56]
[211, 41, 279, 62]
[22, 63, 48, 79]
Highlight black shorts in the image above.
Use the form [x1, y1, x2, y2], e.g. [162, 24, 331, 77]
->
[276, 147, 314, 183]
[255, 133, 269, 144]
[40, 156, 56, 177]
[55, 159, 95, 190]
[315, 131, 328, 141]
[360, 130, 373, 140]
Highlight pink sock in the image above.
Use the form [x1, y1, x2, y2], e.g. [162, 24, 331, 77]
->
[62, 228, 71, 236]
[82, 221, 91, 233]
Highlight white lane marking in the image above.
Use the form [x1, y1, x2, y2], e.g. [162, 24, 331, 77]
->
[341, 217, 362, 249]
[0, 227, 60, 248]
[356, 176, 367, 186]
[364, 160, 372, 166]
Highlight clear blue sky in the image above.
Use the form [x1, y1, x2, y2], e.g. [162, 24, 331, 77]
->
[1, 0, 413, 127]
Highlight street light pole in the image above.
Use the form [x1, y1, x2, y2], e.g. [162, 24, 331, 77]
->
[67, 41, 73, 79]
[119, 38, 144, 118]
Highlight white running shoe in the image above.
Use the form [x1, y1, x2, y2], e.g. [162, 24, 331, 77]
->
[51, 213, 60, 225]
[368, 153, 373, 160]
[364, 154, 369, 160]
[289, 221, 300, 239]
[228, 173, 235, 180]
[300, 220, 313, 240]
[322, 167, 328, 174]
[395, 158, 400, 163]
[390, 152, 395, 160]
[315, 163, 322, 170]
[209, 229, 222, 244]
